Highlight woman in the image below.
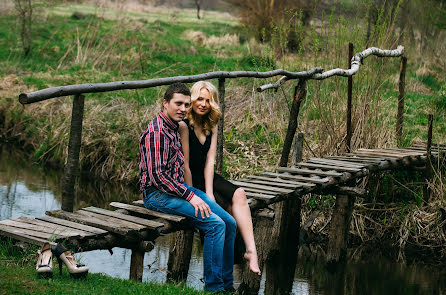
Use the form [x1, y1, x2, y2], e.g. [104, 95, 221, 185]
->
[179, 81, 261, 276]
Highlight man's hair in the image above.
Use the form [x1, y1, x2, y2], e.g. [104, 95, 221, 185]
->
[163, 82, 191, 102]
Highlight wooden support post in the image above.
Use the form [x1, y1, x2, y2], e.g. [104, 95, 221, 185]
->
[263, 198, 301, 295]
[61, 94, 85, 212]
[279, 79, 306, 167]
[291, 132, 304, 167]
[346, 42, 354, 153]
[396, 56, 407, 146]
[129, 248, 145, 282]
[326, 194, 355, 268]
[216, 78, 225, 174]
[166, 229, 194, 282]
[423, 114, 433, 201]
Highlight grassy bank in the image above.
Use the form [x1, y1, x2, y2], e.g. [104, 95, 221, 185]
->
[0, 239, 210, 295]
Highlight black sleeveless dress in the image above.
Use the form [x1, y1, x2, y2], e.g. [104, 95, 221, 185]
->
[184, 119, 238, 208]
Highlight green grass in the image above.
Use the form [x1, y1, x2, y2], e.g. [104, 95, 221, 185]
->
[0, 239, 210, 295]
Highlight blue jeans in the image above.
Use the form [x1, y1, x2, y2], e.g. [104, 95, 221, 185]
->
[143, 183, 236, 292]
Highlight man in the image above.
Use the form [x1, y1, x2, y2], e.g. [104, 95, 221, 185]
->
[139, 82, 236, 293]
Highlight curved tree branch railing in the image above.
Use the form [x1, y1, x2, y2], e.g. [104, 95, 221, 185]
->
[258, 45, 404, 91]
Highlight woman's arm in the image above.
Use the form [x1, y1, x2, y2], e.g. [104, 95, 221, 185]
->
[204, 127, 218, 201]
[179, 121, 193, 186]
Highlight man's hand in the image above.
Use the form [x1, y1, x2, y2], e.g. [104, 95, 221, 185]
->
[189, 195, 212, 219]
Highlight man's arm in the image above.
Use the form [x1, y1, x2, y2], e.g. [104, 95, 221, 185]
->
[145, 130, 194, 201]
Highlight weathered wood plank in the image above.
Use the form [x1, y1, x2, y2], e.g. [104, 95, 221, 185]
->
[261, 172, 329, 184]
[353, 150, 406, 158]
[76, 210, 146, 231]
[111, 202, 185, 223]
[82, 207, 164, 230]
[346, 152, 400, 159]
[384, 148, 425, 155]
[37, 215, 107, 234]
[247, 175, 316, 188]
[295, 162, 361, 173]
[245, 192, 278, 200]
[15, 217, 96, 237]
[326, 156, 384, 163]
[277, 167, 343, 177]
[308, 158, 367, 168]
[239, 178, 301, 189]
[370, 148, 424, 156]
[46, 210, 129, 235]
[0, 219, 82, 238]
[231, 180, 294, 194]
[0, 225, 55, 246]
[0, 223, 58, 240]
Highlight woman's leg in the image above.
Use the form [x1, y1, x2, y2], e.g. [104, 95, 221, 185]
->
[231, 188, 261, 275]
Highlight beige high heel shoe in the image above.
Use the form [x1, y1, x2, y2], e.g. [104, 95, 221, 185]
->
[53, 243, 88, 278]
[36, 242, 53, 278]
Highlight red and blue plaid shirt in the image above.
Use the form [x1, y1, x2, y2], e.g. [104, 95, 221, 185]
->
[139, 112, 194, 201]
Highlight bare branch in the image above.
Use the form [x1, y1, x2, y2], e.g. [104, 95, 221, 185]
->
[258, 45, 405, 91]
[19, 67, 324, 104]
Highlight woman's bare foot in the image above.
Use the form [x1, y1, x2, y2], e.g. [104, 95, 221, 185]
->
[244, 250, 261, 275]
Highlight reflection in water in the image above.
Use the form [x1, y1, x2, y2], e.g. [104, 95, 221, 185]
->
[1, 148, 446, 294]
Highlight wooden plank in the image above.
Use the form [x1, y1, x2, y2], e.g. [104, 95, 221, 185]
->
[0, 223, 58, 241]
[384, 148, 426, 155]
[15, 217, 97, 237]
[245, 192, 277, 200]
[353, 150, 406, 158]
[370, 148, 424, 156]
[295, 162, 361, 173]
[261, 172, 329, 184]
[0, 219, 82, 238]
[326, 156, 385, 163]
[346, 152, 400, 159]
[82, 207, 164, 230]
[231, 180, 294, 194]
[308, 158, 367, 168]
[0, 225, 55, 246]
[239, 178, 301, 189]
[76, 210, 146, 231]
[36, 215, 107, 235]
[247, 175, 316, 188]
[276, 167, 343, 177]
[110, 202, 185, 223]
[46, 210, 129, 235]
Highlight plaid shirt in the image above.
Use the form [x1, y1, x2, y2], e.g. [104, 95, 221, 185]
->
[139, 112, 194, 201]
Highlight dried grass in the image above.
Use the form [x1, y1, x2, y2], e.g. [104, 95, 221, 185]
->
[182, 30, 239, 48]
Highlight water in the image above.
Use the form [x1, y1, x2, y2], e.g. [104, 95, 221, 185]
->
[1, 147, 445, 294]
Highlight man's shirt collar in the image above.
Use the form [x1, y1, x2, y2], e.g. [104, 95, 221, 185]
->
[159, 111, 179, 131]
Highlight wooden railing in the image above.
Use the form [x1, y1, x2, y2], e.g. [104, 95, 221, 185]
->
[18, 45, 406, 212]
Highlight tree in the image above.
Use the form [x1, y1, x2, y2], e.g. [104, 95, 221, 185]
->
[224, 0, 312, 42]
[14, 0, 33, 56]
[195, 0, 201, 19]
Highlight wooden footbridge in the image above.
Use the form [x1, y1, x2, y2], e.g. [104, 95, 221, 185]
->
[1, 143, 443, 287]
[2, 45, 444, 294]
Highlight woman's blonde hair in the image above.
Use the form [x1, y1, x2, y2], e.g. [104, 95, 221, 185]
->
[186, 81, 221, 135]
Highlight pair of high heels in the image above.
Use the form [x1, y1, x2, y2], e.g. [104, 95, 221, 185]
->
[36, 242, 89, 278]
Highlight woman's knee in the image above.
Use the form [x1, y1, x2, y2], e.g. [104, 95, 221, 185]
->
[233, 188, 248, 206]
